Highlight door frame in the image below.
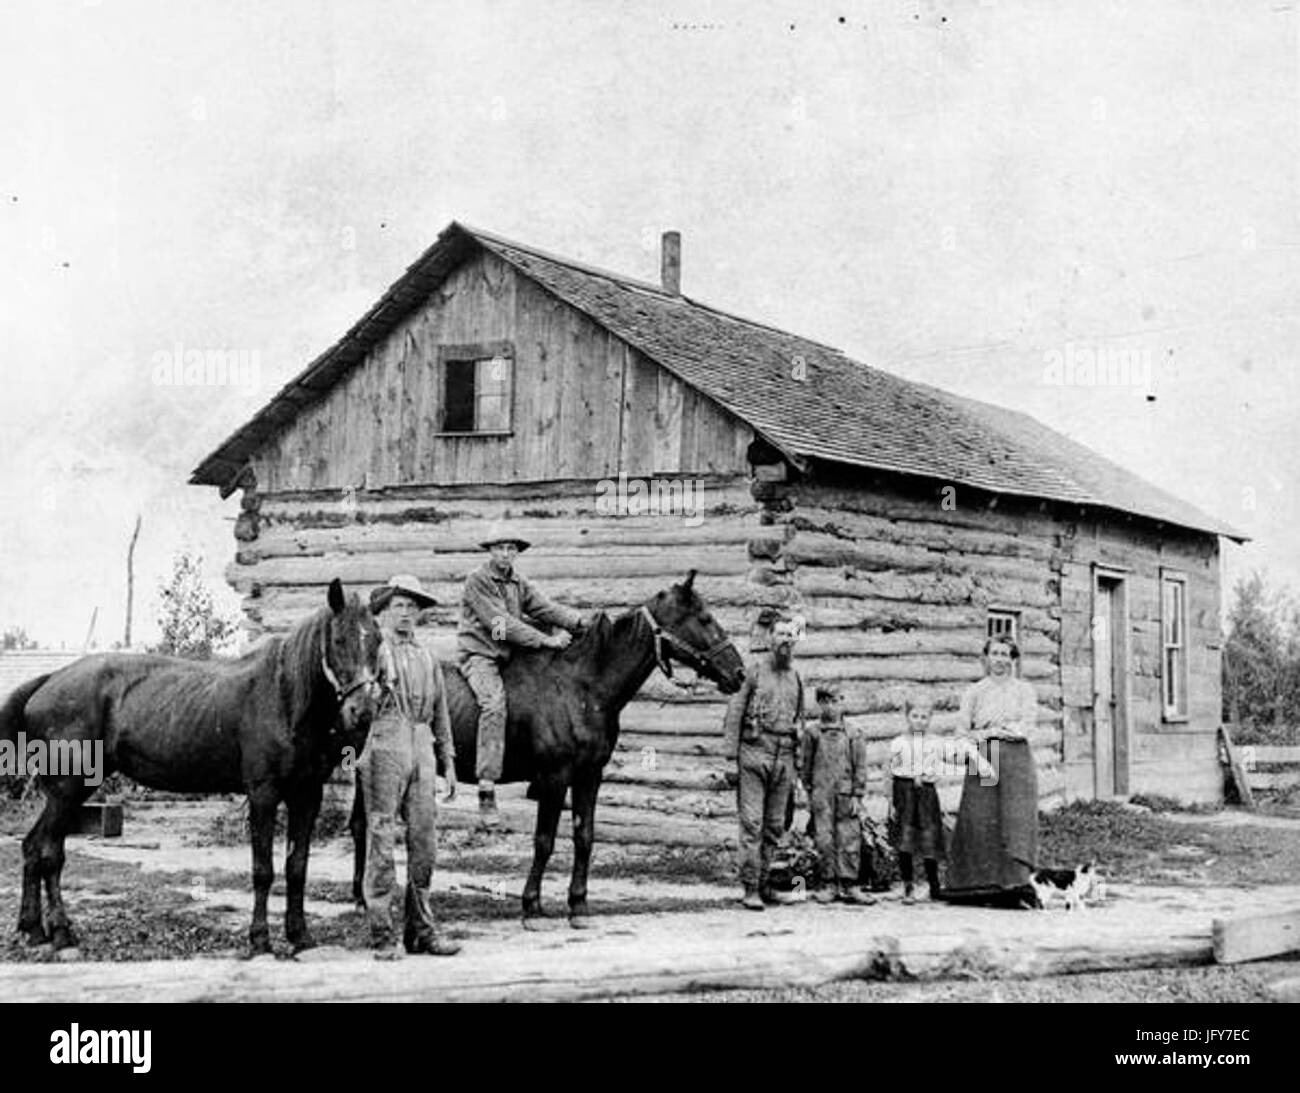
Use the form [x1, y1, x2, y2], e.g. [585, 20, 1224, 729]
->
[1092, 565, 1132, 797]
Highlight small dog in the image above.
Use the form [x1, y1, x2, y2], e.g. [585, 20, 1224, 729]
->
[1027, 863, 1100, 910]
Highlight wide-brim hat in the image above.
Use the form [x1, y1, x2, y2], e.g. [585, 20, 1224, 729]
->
[478, 521, 532, 552]
[370, 573, 437, 614]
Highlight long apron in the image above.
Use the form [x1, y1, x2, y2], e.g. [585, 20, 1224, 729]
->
[941, 738, 1038, 904]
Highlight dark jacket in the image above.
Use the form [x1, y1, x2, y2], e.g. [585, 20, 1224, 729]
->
[457, 562, 583, 661]
[802, 716, 867, 801]
[722, 657, 804, 759]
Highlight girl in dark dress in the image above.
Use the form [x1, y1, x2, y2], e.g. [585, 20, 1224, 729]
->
[888, 693, 945, 903]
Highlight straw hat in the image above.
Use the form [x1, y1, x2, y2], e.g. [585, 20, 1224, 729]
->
[478, 521, 532, 552]
[369, 573, 436, 614]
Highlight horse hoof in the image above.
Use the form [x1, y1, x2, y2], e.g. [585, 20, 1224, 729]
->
[55, 946, 84, 963]
[522, 898, 543, 919]
[248, 934, 273, 958]
[568, 914, 594, 930]
[290, 933, 317, 955]
[50, 926, 78, 952]
[20, 926, 49, 948]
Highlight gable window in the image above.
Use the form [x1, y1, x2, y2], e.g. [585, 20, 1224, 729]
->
[437, 343, 513, 434]
[1161, 571, 1189, 721]
[986, 608, 1020, 646]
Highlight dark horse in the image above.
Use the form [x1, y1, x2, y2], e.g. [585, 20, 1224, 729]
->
[350, 570, 746, 923]
[0, 579, 381, 954]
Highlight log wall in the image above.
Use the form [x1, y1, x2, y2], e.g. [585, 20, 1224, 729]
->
[227, 460, 1226, 845]
[764, 472, 1069, 811]
[231, 476, 764, 846]
[760, 465, 1225, 810]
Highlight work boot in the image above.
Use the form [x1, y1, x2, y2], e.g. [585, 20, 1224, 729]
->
[925, 860, 942, 901]
[405, 928, 462, 957]
[759, 883, 779, 906]
[371, 926, 401, 960]
[741, 888, 766, 911]
[477, 783, 501, 829]
[841, 884, 876, 906]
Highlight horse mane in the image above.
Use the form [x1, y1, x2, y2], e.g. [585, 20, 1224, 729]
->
[276, 606, 331, 729]
[557, 609, 651, 673]
[562, 610, 614, 661]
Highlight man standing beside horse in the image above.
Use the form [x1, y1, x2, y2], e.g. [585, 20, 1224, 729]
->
[723, 619, 805, 910]
[360, 574, 461, 957]
[458, 522, 586, 827]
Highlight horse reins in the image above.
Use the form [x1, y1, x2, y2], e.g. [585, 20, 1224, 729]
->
[638, 605, 733, 681]
[319, 626, 377, 705]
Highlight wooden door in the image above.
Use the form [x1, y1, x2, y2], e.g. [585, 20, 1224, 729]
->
[1094, 575, 1130, 797]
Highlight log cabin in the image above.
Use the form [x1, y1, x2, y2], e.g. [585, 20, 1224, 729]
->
[190, 221, 1245, 845]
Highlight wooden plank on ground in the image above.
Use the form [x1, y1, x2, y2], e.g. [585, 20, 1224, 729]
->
[1218, 725, 1256, 810]
[1265, 977, 1300, 1002]
[1213, 907, 1300, 964]
[1249, 745, 1300, 765]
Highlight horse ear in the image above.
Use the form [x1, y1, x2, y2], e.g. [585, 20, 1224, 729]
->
[681, 569, 696, 595]
[327, 578, 345, 615]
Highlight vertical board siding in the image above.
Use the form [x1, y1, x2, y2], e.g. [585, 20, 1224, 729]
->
[251, 251, 751, 491]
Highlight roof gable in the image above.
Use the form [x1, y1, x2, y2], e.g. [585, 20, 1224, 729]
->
[190, 221, 1245, 541]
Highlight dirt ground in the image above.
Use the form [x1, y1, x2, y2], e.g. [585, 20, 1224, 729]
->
[2, 793, 1299, 1001]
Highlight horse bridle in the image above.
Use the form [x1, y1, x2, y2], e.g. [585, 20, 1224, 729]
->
[638, 604, 734, 681]
[319, 627, 378, 705]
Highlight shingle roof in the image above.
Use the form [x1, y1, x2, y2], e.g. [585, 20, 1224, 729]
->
[190, 221, 1245, 541]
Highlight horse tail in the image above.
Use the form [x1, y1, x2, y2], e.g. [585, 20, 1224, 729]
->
[0, 673, 51, 747]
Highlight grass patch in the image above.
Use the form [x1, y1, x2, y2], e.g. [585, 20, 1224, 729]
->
[1038, 799, 1300, 886]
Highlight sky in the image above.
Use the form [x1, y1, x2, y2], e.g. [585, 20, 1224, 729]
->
[1, 0, 1297, 648]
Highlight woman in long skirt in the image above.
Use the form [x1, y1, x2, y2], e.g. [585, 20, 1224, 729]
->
[941, 635, 1039, 907]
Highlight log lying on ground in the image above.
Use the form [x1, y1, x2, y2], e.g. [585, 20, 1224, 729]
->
[0, 925, 1213, 1003]
[1213, 907, 1300, 964]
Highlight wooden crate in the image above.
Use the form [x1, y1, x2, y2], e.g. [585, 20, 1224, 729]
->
[74, 803, 123, 838]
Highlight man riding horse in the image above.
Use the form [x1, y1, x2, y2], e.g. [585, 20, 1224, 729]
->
[458, 522, 586, 827]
